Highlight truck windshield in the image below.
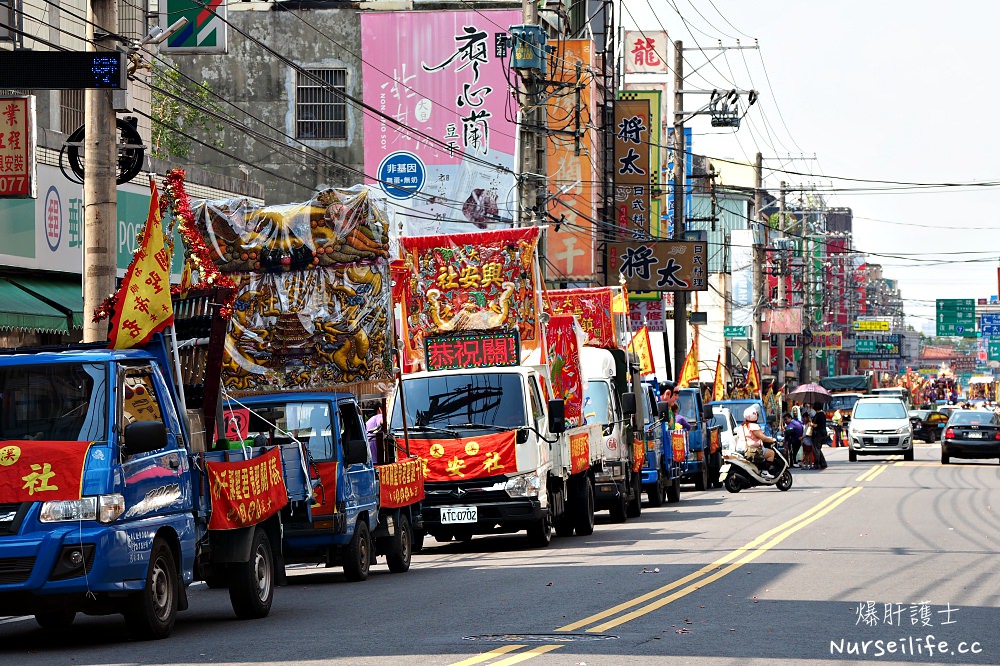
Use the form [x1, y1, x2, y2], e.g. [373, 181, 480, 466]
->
[227, 401, 334, 460]
[392, 373, 525, 431]
[676, 391, 699, 422]
[0, 362, 108, 442]
[583, 380, 612, 425]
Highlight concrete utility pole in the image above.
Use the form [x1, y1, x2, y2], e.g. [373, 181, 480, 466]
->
[672, 39, 687, 381]
[518, 0, 547, 280]
[777, 181, 787, 388]
[752, 152, 764, 366]
[82, 0, 118, 343]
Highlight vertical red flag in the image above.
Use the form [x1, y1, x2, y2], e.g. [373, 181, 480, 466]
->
[109, 179, 174, 349]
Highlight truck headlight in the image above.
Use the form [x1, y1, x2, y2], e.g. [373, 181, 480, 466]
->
[504, 473, 541, 498]
[40, 494, 125, 524]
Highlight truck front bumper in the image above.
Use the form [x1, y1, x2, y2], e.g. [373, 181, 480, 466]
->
[420, 497, 543, 534]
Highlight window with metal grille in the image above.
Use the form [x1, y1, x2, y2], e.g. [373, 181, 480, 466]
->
[295, 68, 346, 140]
[60, 89, 84, 135]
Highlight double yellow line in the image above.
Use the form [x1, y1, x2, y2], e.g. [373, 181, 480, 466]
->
[449, 485, 865, 665]
[856, 454, 902, 482]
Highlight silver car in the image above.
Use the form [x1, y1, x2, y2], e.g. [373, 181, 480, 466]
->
[848, 397, 913, 462]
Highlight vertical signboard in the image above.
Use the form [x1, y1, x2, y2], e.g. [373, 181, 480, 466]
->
[623, 30, 668, 74]
[546, 39, 595, 280]
[158, 0, 227, 53]
[619, 89, 661, 235]
[0, 96, 36, 198]
[361, 10, 520, 236]
[730, 228, 754, 330]
[613, 98, 651, 239]
[665, 126, 692, 237]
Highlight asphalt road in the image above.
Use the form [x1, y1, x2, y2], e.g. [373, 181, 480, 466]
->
[3, 442, 999, 665]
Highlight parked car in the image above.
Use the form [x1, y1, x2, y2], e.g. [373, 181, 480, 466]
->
[941, 411, 1000, 464]
[848, 397, 913, 462]
[711, 406, 739, 455]
[908, 409, 949, 443]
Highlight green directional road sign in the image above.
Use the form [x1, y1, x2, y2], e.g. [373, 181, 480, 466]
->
[855, 339, 877, 353]
[724, 325, 749, 338]
[936, 298, 977, 337]
[989, 339, 1000, 361]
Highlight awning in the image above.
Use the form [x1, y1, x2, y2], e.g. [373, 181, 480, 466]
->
[0, 278, 73, 334]
[6, 276, 84, 329]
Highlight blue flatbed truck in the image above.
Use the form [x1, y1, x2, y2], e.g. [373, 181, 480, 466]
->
[639, 382, 682, 505]
[669, 388, 723, 491]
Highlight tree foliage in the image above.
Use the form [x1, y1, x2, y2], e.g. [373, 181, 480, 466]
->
[149, 63, 227, 160]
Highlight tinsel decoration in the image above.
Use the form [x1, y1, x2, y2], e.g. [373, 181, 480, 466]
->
[163, 168, 237, 318]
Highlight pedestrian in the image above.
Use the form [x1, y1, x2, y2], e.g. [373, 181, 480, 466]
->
[831, 408, 844, 448]
[811, 401, 829, 470]
[801, 412, 815, 469]
[365, 407, 384, 462]
[782, 412, 803, 467]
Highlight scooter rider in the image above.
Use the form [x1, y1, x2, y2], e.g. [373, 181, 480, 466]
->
[740, 405, 779, 478]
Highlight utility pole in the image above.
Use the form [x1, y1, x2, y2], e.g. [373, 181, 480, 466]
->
[777, 181, 786, 388]
[752, 152, 764, 367]
[517, 0, 547, 280]
[82, 0, 118, 343]
[672, 39, 687, 381]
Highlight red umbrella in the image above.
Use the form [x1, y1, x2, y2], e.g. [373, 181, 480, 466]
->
[786, 383, 833, 404]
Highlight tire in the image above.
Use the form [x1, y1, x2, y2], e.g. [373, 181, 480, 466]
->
[411, 529, 425, 554]
[646, 476, 664, 507]
[526, 512, 552, 548]
[573, 476, 595, 537]
[693, 463, 709, 491]
[724, 472, 743, 493]
[626, 473, 642, 519]
[203, 569, 227, 589]
[903, 448, 914, 462]
[941, 447, 950, 465]
[776, 470, 793, 491]
[124, 538, 178, 640]
[609, 481, 627, 523]
[343, 519, 372, 582]
[666, 475, 681, 504]
[848, 448, 857, 462]
[554, 508, 575, 537]
[710, 453, 724, 489]
[386, 513, 413, 574]
[34, 611, 76, 629]
[228, 527, 274, 620]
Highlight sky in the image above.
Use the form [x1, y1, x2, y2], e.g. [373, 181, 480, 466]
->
[621, 0, 1000, 333]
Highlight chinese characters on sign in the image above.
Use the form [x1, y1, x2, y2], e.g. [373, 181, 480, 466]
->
[623, 30, 668, 74]
[613, 99, 651, 239]
[424, 330, 520, 371]
[549, 287, 619, 349]
[206, 446, 288, 530]
[0, 96, 35, 198]
[407, 431, 517, 482]
[0, 441, 92, 503]
[569, 431, 590, 475]
[546, 315, 585, 428]
[377, 457, 425, 508]
[609, 241, 708, 292]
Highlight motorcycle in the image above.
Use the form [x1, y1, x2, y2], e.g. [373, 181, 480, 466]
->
[719, 442, 793, 492]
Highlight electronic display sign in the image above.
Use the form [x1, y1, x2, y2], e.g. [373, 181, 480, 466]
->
[0, 52, 127, 89]
[424, 330, 520, 371]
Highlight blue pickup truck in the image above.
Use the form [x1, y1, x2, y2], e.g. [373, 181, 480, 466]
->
[639, 382, 683, 505]
[661, 388, 723, 491]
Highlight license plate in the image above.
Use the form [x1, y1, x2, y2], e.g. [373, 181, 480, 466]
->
[967, 432, 983, 439]
[440, 506, 477, 524]
[873, 436, 889, 444]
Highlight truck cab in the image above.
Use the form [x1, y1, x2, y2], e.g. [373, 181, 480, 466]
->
[669, 388, 722, 491]
[639, 382, 681, 506]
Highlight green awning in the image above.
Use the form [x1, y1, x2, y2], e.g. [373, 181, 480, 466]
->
[0, 278, 72, 334]
[6, 276, 84, 329]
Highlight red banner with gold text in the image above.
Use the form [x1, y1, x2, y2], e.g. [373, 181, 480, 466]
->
[0, 441, 92, 503]
[548, 287, 619, 349]
[207, 447, 288, 530]
[310, 461, 339, 517]
[408, 431, 517, 482]
[632, 437, 646, 473]
[547, 315, 585, 428]
[377, 457, 425, 508]
[570, 431, 590, 475]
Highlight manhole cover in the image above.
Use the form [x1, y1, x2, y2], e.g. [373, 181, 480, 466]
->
[463, 633, 618, 643]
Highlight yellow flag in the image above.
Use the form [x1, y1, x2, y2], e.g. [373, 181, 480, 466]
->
[712, 353, 725, 401]
[628, 326, 654, 375]
[109, 179, 174, 349]
[746, 357, 761, 399]
[678, 339, 699, 388]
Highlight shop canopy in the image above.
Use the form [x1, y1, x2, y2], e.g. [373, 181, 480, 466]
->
[0, 276, 83, 334]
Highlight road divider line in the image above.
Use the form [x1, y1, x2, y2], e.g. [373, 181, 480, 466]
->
[487, 645, 563, 666]
[556, 486, 857, 632]
[585, 486, 864, 632]
[856, 465, 883, 482]
[448, 645, 529, 666]
[865, 465, 891, 482]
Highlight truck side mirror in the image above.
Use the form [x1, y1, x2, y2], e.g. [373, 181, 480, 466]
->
[703, 404, 714, 421]
[621, 392, 636, 416]
[344, 438, 369, 465]
[122, 420, 168, 455]
[547, 399, 566, 434]
[657, 401, 671, 420]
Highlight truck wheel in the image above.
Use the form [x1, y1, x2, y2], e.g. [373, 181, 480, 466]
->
[554, 509, 575, 538]
[526, 512, 552, 548]
[646, 476, 665, 507]
[609, 481, 627, 523]
[124, 537, 178, 640]
[573, 476, 595, 537]
[34, 611, 76, 629]
[666, 475, 681, 504]
[386, 513, 413, 574]
[228, 527, 274, 619]
[343, 519, 372, 582]
[693, 463, 709, 491]
[626, 472, 642, 518]
[710, 453, 724, 489]
[412, 529, 425, 553]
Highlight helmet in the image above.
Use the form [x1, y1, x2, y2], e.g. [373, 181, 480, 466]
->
[743, 405, 760, 423]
